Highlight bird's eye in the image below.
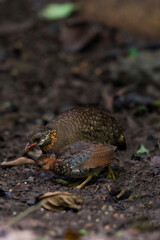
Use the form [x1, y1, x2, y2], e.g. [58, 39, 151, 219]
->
[34, 136, 40, 142]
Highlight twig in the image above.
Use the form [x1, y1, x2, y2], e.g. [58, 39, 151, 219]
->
[0, 19, 36, 36]
[8, 202, 42, 227]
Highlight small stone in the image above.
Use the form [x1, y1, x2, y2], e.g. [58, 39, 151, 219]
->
[104, 225, 110, 230]
[108, 205, 113, 211]
[113, 213, 118, 218]
[27, 176, 34, 182]
[13, 211, 17, 216]
[120, 214, 124, 218]
[153, 168, 158, 176]
[101, 205, 107, 211]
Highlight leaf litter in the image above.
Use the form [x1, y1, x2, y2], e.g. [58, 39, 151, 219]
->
[8, 191, 83, 226]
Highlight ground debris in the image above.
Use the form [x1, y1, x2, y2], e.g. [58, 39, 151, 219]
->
[0, 157, 35, 168]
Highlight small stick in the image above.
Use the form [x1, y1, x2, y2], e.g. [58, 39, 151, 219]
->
[8, 202, 42, 227]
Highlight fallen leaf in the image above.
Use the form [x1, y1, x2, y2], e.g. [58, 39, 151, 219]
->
[39, 191, 83, 211]
[0, 157, 35, 168]
[150, 156, 160, 166]
[79, 229, 88, 235]
[64, 229, 81, 240]
[8, 191, 83, 226]
[60, 20, 100, 52]
[136, 145, 149, 155]
[158, 139, 160, 149]
[128, 47, 139, 57]
[136, 105, 148, 114]
[12, 183, 32, 192]
[39, 3, 77, 20]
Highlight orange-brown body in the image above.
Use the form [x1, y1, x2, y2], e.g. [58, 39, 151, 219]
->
[36, 141, 118, 178]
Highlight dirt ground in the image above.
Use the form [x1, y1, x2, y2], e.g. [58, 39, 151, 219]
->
[0, 1, 160, 240]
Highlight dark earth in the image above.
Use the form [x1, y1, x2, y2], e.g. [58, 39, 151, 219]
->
[0, 1, 160, 239]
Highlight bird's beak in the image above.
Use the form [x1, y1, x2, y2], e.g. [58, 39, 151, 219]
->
[25, 142, 37, 151]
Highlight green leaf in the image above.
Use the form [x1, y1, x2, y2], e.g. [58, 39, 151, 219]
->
[136, 145, 149, 155]
[128, 47, 139, 57]
[39, 3, 77, 20]
[79, 229, 88, 235]
[155, 100, 160, 107]
[137, 105, 148, 112]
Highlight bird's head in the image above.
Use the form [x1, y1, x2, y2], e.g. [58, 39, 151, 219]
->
[36, 154, 56, 171]
[25, 128, 57, 152]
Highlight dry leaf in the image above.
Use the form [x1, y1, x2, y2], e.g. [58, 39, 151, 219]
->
[39, 191, 83, 211]
[150, 156, 160, 166]
[8, 191, 83, 226]
[12, 183, 32, 192]
[158, 139, 160, 149]
[64, 229, 81, 240]
[0, 157, 35, 168]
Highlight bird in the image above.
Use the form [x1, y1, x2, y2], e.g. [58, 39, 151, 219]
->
[35, 140, 119, 189]
[25, 106, 126, 155]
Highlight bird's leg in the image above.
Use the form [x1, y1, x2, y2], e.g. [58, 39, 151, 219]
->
[77, 174, 93, 189]
[116, 189, 126, 199]
[107, 164, 116, 181]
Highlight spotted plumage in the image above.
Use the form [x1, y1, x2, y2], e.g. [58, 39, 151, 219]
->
[26, 106, 126, 154]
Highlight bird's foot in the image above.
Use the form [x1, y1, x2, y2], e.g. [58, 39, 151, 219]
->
[107, 164, 116, 181]
[116, 188, 126, 199]
[68, 181, 82, 187]
[76, 174, 93, 189]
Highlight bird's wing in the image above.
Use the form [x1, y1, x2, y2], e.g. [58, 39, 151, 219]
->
[81, 144, 117, 169]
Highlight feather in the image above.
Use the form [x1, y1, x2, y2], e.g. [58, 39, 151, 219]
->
[81, 144, 117, 169]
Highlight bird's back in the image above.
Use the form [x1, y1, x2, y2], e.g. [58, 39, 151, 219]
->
[53, 140, 117, 178]
[46, 107, 126, 153]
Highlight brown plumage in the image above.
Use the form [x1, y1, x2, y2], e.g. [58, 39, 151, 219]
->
[26, 106, 126, 154]
[36, 140, 118, 188]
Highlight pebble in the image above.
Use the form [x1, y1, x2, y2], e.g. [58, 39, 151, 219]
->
[108, 205, 113, 211]
[101, 205, 107, 211]
[27, 176, 34, 182]
[153, 168, 158, 176]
